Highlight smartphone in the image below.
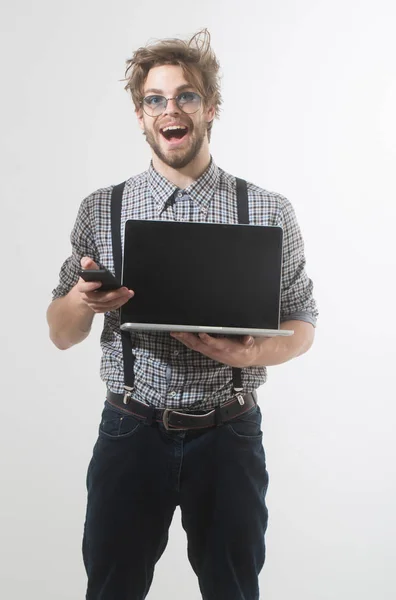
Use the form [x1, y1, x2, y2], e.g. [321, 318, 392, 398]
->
[79, 268, 121, 291]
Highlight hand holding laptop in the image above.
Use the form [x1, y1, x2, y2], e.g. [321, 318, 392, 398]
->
[170, 331, 273, 369]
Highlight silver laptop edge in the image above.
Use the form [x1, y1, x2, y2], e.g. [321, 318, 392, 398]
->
[120, 323, 294, 336]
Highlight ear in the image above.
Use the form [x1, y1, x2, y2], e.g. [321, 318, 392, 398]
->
[136, 107, 145, 131]
[205, 104, 216, 124]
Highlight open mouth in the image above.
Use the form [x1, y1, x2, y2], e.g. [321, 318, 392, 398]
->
[160, 125, 189, 143]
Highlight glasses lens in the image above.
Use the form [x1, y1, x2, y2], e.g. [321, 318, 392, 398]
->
[143, 95, 167, 116]
[176, 92, 202, 114]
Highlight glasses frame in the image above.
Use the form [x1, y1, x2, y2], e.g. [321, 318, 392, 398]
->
[140, 92, 203, 117]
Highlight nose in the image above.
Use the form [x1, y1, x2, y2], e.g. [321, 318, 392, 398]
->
[164, 97, 180, 115]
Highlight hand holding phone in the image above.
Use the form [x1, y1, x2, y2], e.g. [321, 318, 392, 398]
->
[77, 258, 134, 314]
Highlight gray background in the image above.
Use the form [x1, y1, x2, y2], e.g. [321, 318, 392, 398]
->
[1, 0, 395, 598]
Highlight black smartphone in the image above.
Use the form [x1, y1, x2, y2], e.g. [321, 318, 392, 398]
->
[79, 268, 121, 291]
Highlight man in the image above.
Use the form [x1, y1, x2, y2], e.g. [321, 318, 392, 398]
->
[47, 29, 318, 600]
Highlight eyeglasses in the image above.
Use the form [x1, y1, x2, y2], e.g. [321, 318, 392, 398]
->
[141, 91, 202, 117]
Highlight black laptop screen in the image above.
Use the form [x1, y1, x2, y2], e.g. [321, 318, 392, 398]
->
[121, 220, 283, 330]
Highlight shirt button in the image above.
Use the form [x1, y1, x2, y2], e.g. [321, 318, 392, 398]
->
[173, 350, 179, 356]
[169, 391, 177, 397]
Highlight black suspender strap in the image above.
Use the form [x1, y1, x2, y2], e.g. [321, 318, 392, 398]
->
[232, 178, 249, 393]
[110, 177, 250, 401]
[110, 182, 125, 283]
[110, 181, 135, 399]
[236, 177, 249, 225]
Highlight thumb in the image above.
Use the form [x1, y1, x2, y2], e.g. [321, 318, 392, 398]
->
[80, 256, 99, 270]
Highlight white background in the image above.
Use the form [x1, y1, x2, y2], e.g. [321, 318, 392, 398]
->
[1, 1, 395, 599]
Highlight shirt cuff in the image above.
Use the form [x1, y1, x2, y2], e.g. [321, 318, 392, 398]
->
[280, 312, 317, 327]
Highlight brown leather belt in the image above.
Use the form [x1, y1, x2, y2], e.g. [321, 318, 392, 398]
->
[106, 390, 257, 431]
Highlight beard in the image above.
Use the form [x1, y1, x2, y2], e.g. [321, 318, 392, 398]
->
[143, 121, 207, 169]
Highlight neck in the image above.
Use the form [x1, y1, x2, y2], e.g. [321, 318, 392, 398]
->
[151, 146, 211, 189]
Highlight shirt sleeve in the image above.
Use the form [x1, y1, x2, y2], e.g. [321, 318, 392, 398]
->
[277, 196, 319, 327]
[51, 195, 100, 301]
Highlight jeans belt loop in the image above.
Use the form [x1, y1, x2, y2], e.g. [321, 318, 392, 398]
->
[145, 405, 155, 426]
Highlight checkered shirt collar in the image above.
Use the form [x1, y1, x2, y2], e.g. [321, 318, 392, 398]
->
[147, 157, 220, 214]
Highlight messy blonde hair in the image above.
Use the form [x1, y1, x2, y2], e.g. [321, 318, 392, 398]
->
[123, 29, 222, 141]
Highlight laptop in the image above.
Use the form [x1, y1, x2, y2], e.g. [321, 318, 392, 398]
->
[120, 220, 294, 337]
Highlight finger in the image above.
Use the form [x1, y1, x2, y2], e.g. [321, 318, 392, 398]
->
[81, 256, 99, 270]
[172, 332, 228, 355]
[77, 279, 103, 293]
[198, 333, 250, 352]
[82, 290, 133, 312]
[170, 332, 201, 349]
[89, 305, 122, 314]
[84, 288, 134, 303]
[241, 335, 254, 346]
[85, 295, 133, 312]
[198, 332, 227, 348]
[198, 333, 212, 343]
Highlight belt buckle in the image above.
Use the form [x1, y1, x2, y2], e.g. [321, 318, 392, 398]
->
[162, 408, 186, 431]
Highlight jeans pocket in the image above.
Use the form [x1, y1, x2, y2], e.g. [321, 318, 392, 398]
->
[99, 403, 142, 440]
[226, 405, 263, 441]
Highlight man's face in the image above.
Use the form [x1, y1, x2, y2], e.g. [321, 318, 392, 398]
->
[137, 64, 215, 169]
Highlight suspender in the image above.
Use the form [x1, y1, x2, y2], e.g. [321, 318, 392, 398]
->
[236, 177, 249, 225]
[110, 182, 135, 397]
[232, 177, 249, 392]
[110, 177, 249, 400]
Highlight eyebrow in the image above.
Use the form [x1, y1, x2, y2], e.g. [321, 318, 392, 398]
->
[143, 84, 195, 95]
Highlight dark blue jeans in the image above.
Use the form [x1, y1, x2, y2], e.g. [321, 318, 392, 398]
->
[83, 399, 269, 600]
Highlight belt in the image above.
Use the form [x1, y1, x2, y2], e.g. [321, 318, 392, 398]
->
[106, 390, 258, 431]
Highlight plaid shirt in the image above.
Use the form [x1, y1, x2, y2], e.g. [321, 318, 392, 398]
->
[52, 159, 318, 409]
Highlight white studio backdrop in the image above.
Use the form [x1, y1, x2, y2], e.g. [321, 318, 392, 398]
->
[1, 1, 395, 599]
